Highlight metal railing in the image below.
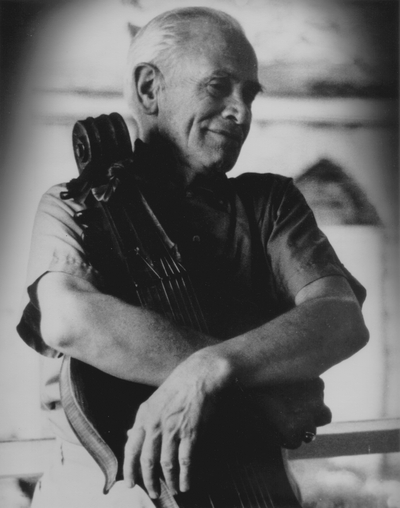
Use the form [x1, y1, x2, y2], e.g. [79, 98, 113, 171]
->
[0, 418, 399, 480]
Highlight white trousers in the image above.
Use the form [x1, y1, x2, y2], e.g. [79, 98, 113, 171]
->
[31, 439, 156, 508]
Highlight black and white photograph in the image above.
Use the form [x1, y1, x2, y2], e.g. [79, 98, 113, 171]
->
[0, 1, 399, 507]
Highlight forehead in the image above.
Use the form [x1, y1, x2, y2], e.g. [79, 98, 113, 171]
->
[175, 24, 258, 83]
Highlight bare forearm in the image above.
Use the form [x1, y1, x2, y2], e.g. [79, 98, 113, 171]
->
[204, 295, 368, 388]
[38, 273, 218, 386]
[39, 273, 368, 390]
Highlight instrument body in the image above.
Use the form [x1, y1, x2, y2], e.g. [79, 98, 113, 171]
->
[60, 113, 302, 507]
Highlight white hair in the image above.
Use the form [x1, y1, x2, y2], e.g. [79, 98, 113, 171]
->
[124, 7, 248, 114]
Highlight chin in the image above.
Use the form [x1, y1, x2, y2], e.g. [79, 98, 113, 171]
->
[217, 156, 239, 173]
[208, 151, 240, 173]
[187, 148, 239, 177]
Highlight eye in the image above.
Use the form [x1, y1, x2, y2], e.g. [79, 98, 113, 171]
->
[207, 79, 231, 97]
[243, 84, 261, 105]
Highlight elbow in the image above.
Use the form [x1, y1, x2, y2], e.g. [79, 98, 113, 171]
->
[37, 274, 80, 354]
[355, 318, 370, 353]
[40, 310, 71, 353]
[344, 301, 370, 358]
[40, 298, 76, 353]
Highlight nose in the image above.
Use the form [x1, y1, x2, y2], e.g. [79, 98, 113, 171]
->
[221, 93, 251, 126]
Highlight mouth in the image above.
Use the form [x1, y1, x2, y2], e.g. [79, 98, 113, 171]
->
[208, 129, 243, 144]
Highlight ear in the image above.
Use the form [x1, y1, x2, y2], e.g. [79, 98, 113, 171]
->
[134, 63, 161, 115]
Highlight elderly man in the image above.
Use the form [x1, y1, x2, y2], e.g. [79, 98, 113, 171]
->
[18, 6, 368, 508]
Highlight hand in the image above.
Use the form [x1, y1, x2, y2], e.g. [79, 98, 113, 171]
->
[250, 378, 332, 449]
[123, 350, 231, 499]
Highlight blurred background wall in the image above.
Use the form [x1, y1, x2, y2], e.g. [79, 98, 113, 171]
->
[0, 0, 398, 506]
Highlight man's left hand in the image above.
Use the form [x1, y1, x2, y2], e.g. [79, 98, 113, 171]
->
[250, 378, 332, 449]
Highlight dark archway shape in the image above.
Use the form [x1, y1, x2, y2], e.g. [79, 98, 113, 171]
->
[295, 158, 381, 227]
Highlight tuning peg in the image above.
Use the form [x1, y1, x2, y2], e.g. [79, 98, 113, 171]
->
[74, 208, 102, 229]
[60, 191, 72, 200]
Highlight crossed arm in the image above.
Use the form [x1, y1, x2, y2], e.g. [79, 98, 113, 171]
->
[37, 271, 368, 498]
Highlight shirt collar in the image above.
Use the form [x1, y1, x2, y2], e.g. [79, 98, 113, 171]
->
[185, 172, 230, 211]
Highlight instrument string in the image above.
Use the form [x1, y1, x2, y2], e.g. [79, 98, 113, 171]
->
[241, 462, 266, 508]
[160, 258, 193, 329]
[227, 459, 252, 508]
[157, 242, 264, 508]
[159, 258, 187, 327]
[248, 461, 275, 508]
[169, 272, 199, 331]
[160, 279, 182, 324]
[155, 234, 275, 508]
[208, 495, 217, 508]
[113, 187, 277, 508]
[163, 250, 202, 331]
[140, 276, 175, 322]
[168, 258, 208, 333]
[151, 283, 173, 321]
[176, 276, 203, 331]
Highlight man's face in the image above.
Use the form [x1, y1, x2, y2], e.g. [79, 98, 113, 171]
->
[155, 28, 260, 182]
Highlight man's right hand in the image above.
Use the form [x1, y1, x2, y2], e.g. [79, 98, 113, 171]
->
[123, 348, 233, 499]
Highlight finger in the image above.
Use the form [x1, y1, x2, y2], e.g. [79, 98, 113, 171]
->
[280, 417, 314, 449]
[280, 429, 303, 450]
[160, 435, 179, 495]
[178, 436, 195, 493]
[140, 429, 162, 499]
[315, 404, 332, 427]
[123, 426, 145, 488]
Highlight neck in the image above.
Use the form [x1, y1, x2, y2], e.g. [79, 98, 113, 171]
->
[144, 134, 200, 190]
[139, 131, 226, 190]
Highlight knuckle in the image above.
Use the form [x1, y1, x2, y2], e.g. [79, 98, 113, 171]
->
[125, 429, 144, 450]
[140, 456, 156, 469]
[159, 415, 176, 432]
[160, 460, 175, 472]
[182, 428, 197, 441]
[164, 421, 179, 435]
[147, 420, 160, 433]
[126, 427, 139, 439]
[179, 457, 191, 468]
[135, 405, 146, 419]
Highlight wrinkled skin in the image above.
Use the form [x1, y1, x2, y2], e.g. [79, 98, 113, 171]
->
[122, 23, 334, 502]
[123, 350, 228, 498]
[123, 348, 331, 498]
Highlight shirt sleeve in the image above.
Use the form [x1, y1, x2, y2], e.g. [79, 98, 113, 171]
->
[239, 173, 366, 305]
[16, 184, 103, 357]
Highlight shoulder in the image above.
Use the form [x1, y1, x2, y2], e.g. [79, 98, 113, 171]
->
[229, 172, 291, 193]
[38, 183, 86, 213]
[228, 172, 305, 223]
[228, 172, 297, 205]
[30, 184, 89, 260]
[35, 184, 87, 229]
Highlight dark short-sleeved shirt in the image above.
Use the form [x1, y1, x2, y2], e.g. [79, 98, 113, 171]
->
[17, 171, 365, 443]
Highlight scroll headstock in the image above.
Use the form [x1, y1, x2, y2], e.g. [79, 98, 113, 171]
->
[61, 112, 133, 200]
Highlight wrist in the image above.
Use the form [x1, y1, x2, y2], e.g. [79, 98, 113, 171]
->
[191, 347, 235, 392]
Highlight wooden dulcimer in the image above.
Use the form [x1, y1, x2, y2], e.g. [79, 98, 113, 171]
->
[60, 113, 302, 508]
